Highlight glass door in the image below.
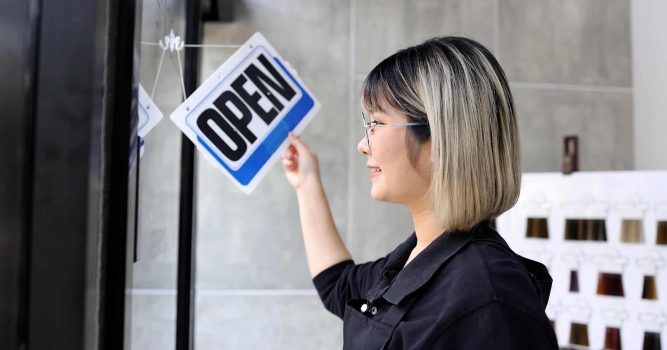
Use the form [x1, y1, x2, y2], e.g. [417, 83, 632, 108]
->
[127, 0, 187, 348]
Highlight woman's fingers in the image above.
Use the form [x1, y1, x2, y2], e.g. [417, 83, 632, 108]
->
[283, 142, 299, 171]
[282, 133, 320, 189]
[283, 143, 296, 159]
[288, 132, 311, 154]
[283, 154, 297, 168]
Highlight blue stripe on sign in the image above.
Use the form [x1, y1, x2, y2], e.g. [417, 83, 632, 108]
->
[197, 57, 315, 186]
[138, 105, 149, 130]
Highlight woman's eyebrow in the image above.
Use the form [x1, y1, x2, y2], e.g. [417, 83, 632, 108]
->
[370, 115, 385, 123]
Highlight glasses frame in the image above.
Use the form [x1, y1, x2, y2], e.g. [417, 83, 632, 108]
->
[360, 112, 427, 153]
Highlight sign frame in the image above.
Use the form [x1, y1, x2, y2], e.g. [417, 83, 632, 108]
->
[170, 32, 320, 193]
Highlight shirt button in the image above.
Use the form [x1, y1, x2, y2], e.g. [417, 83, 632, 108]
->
[370, 306, 378, 315]
[360, 303, 368, 313]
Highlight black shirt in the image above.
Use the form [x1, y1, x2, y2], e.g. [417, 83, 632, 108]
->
[312, 221, 559, 349]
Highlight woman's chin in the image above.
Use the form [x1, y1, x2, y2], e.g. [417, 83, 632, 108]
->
[370, 185, 388, 202]
[370, 185, 381, 200]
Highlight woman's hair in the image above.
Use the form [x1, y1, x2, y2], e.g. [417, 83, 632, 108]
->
[361, 36, 521, 231]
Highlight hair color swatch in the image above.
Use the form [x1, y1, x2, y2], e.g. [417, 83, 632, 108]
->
[564, 219, 607, 241]
[569, 323, 589, 347]
[642, 275, 658, 300]
[642, 331, 661, 350]
[569, 270, 580, 293]
[657, 221, 667, 245]
[596, 273, 625, 297]
[620, 219, 643, 243]
[604, 326, 622, 350]
[526, 217, 549, 238]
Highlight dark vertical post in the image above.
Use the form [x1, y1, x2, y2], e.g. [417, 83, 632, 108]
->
[23, 0, 136, 347]
[0, 0, 40, 348]
[177, 0, 202, 349]
[99, 0, 140, 348]
[2, 0, 140, 348]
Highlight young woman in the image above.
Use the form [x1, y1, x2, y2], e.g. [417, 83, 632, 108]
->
[282, 36, 558, 349]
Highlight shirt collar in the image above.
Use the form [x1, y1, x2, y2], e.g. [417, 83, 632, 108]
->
[373, 221, 490, 305]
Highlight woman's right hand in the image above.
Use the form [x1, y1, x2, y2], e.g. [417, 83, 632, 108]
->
[282, 132, 321, 190]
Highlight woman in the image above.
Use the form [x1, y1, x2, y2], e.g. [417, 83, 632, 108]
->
[282, 36, 558, 349]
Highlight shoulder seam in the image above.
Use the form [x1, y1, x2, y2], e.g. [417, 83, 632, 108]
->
[473, 241, 498, 300]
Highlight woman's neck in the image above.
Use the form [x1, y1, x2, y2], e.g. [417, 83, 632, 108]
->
[402, 204, 445, 268]
[408, 200, 447, 249]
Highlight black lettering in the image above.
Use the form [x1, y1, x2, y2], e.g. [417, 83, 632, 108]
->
[245, 54, 296, 110]
[213, 90, 257, 144]
[231, 74, 278, 125]
[197, 108, 246, 161]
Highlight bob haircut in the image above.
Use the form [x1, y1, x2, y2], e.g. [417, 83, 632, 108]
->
[361, 36, 521, 231]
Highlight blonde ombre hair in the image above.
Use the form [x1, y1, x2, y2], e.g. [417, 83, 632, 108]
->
[361, 36, 521, 231]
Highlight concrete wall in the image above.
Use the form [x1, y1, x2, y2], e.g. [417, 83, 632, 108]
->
[632, 0, 667, 170]
[193, 0, 634, 348]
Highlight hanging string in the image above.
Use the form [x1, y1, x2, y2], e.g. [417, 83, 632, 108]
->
[141, 28, 241, 101]
[140, 41, 241, 49]
[175, 49, 187, 100]
[150, 49, 166, 99]
[183, 44, 241, 49]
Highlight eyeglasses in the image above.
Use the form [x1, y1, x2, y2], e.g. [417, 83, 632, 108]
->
[361, 112, 428, 153]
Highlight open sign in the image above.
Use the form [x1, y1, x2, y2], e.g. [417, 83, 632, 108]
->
[171, 33, 320, 193]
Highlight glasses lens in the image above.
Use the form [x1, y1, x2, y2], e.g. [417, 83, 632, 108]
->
[361, 113, 371, 152]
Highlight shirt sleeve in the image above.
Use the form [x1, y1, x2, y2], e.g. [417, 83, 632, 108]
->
[426, 302, 558, 350]
[312, 256, 389, 319]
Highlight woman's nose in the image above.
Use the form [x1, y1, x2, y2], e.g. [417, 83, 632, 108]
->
[357, 136, 370, 155]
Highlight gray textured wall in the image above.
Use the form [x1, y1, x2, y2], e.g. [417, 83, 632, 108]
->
[130, 0, 634, 349]
[504, 0, 633, 172]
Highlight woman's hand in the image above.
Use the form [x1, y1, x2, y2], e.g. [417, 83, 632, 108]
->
[282, 132, 321, 190]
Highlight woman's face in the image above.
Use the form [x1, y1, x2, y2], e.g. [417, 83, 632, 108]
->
[357, 105, 432, 208]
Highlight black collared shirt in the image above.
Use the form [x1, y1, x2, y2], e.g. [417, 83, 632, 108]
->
[313, 221, 559, 349]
